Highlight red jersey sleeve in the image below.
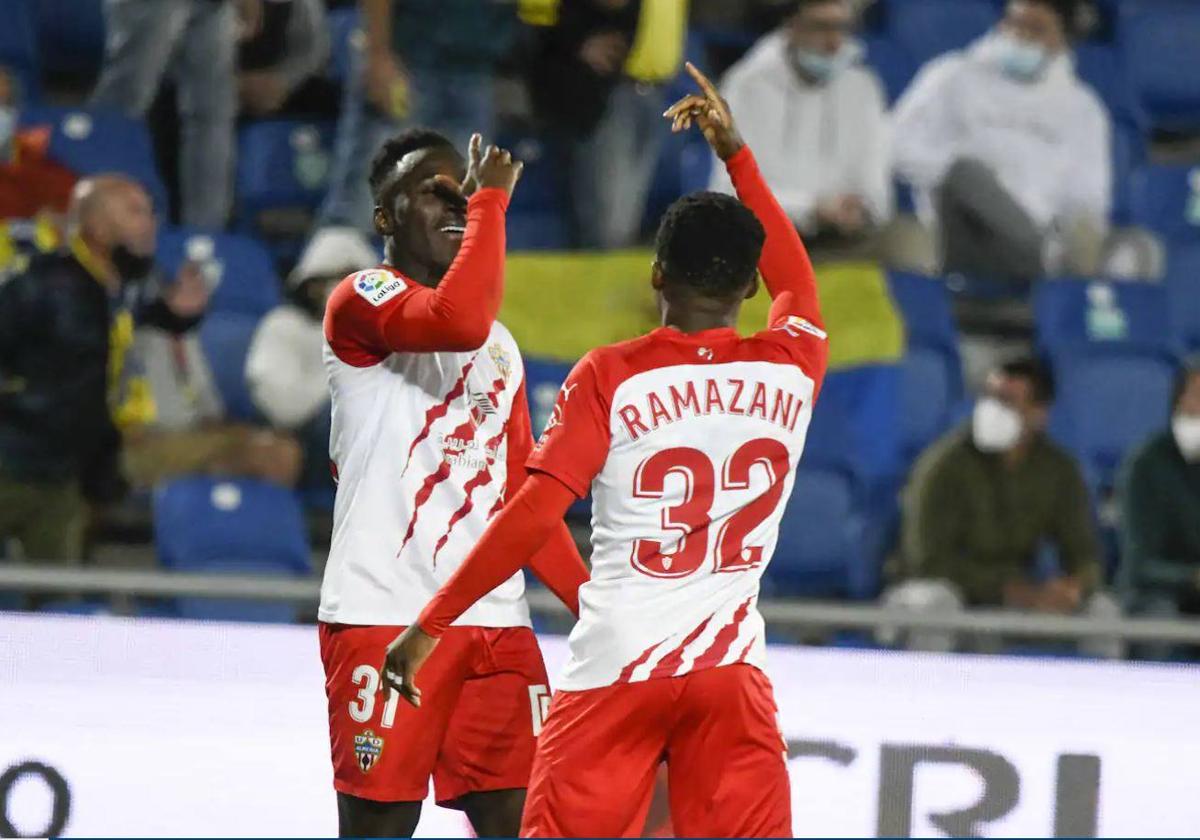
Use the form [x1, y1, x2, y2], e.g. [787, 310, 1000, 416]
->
[505, 384, 590, 615]
[525, 352, 612, 498]
[725, 146, 830, 391]
[323, 187, 509, 365]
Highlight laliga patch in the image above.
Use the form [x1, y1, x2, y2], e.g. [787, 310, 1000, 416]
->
[353, 269, 405, 307]
[354, 729, 385, 773]
[774, 315, 827, 341]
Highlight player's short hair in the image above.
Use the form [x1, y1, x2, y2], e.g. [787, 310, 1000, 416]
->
[368, 127, 456, 202]
[654, 192, 766, 299]
[999, 356, 1056, 405]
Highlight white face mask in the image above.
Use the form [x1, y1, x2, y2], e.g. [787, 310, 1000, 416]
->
[986, 31, 1051, 83]
[972, 397, 1023, 453]
[1172, 415, 1200, 462]
[789, 40, 863, 84]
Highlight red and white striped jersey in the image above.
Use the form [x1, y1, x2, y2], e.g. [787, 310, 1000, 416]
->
[318, 265, 532, 627]
[528, 317, 828, 691]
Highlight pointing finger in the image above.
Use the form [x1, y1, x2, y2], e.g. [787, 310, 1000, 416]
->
[686, 61, 720, 102]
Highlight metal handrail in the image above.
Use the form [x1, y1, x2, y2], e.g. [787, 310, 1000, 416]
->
[3, 563, 1200, 644]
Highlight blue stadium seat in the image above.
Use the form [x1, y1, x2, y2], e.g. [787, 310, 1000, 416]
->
[501, 134, 570, 251]
[1120, 0, 1200, 131]
[862, 34, 917, 105]
[1074, 43, 1142, 126]
[198, 312, 263, 422]
[768, 468, 864, 598]
[1034, 278, 1177, 358]
[1, 0, 39, 103]
[523, 357, 573, 436]
[17, 106, 168, 212]
[327, 6, 360, 83]
[1050, 348, 1177, 487]
[887, 271, 958, 353]
[1129, 163, 1200, 242]
[886, 0, 998, 68]
[157, 228, 282, 318]
[1109, 119, 1147, 226]
[234, 120, 337, 233]
[154, 476, 311, 622]
[806, 365, 904, 486]
[1164, 243, 1200, 353]
[36, 0, 105, 76]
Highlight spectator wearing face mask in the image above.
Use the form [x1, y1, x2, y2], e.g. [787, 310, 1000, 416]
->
[1118, 363, 1200, 627]
[892, 0, 1110, 282]
[708, 0, 891, 254]
[884, 357, 1118, 653]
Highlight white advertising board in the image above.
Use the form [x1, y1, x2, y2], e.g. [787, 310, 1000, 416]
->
[0, 612, 1197, 837]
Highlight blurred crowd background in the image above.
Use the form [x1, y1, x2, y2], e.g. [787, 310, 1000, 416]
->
[2, 0, 1199, 660]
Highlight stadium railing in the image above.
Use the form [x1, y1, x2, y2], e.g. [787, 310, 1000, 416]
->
[2, 563, 1200, 645]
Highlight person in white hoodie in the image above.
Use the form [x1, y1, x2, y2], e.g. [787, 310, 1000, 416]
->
[892, 0, 1111, 282]
[709, 0, 892, 251]
[245, 226, 379, 431]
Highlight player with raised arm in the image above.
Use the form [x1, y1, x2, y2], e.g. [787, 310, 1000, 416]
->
[381, 65, 829, 837]
[318, 129, 590, 838]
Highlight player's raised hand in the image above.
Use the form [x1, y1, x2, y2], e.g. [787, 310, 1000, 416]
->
[380, 625, 440, 708]
[461, 133, 484, 197]
[476, 143, 524, 198]
[662, 61, 744, 161]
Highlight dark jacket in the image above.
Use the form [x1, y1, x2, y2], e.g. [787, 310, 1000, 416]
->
[0, 248, 195, 499]
[392, 0, 518, 72]
[1118, 430, 1200, 608]
[529, 0, 643, 136]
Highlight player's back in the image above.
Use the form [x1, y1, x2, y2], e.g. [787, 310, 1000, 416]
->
[535, 317, 827, 691]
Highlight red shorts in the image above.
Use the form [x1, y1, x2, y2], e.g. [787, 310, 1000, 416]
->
[318, 622, 549, 807]
[521, 663, 792, 838]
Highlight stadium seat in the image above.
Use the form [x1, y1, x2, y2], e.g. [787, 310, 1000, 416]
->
[198, 312, 263, 422]
[1120, 0, 1200, 131]
[886, 0, 998, 68]
[523, 356, 573, 436]
[805, 365, 904, 486]
[17, 106, 168, 212]
[157, 228, 282, 318]
[1164, 243, 1200, 352]
[1074, 43, 1142, 127]
[501, 134, 570, 251]
[768, 467, 864, 598]
[1, 0, 39, 102]
[1033, 278, 1177, 358]
[887, 271, 958, 353]
[234, 119, 337, 233]
[1109, 118, 1147, 226]
[1050, 348, 1177, 487]
[1129, 163, 1200, 242]
[153, 476, 311, 622]
[327, 6, 360, 83]
[862, 34, 917, 105]
[36, 0, 105, 77]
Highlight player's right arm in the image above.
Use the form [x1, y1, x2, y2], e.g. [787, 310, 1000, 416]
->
[665, 62, 823, 332]
[325, 144, 522, 362]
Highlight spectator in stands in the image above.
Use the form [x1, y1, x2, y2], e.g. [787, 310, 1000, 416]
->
[887, 357, 1118, 653]
[708, 0, 892, 256]
[1119, 363, 1200, 624]
[530, 0, 688, 248]
[237, 0, 331, 117]
[0, 176, 203, 564]
[892, 0, 1110, 282]
[317, 0, 517, 231]
[245, 227, 375, 430]
[0, 66, 77, 226]
[90, 0, 263, 228]
[121, 270, 303, 491]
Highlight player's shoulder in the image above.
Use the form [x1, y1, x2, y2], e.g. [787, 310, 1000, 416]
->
[330, 267, 410, 310]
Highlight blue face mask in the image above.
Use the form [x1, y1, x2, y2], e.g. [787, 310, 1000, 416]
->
[994, 33, 1049, 82]
[790, 41, 862, 84]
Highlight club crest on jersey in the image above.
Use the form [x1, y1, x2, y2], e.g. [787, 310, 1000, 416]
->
[488, 343, 512, 384]
[773, 315, 827, 341]
[354, 730, 385, 773]
[353, 270, 405, 307]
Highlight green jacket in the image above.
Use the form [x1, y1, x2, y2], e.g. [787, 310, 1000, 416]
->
[1117, 431, 1200, 602]
[897, 427, 1101, 605]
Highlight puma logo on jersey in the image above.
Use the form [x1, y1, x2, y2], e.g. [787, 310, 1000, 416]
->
[698, 347, 714, 360]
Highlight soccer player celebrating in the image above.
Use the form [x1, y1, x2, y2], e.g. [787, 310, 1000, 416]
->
[382, 65, 828, 838]
[318, 130, 590, 837]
